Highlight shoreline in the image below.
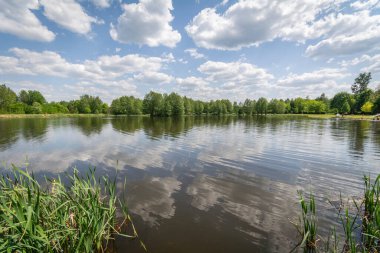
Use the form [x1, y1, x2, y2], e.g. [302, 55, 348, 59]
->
[0, 113, 378, 121]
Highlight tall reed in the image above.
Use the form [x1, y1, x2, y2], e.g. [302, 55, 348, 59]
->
[0, 166, 144, 252]
[293, 174, 380, 252]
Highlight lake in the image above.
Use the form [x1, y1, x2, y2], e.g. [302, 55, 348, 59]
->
[0, 116, 379, 252]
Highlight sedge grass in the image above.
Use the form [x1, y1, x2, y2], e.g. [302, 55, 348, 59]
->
[293, 174, 380, 252]
[0, 166, 145, 253]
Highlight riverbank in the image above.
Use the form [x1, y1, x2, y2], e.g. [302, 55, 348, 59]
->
[304, 114, 376, 120]
[0, 113, 378, 121]
[0, 113, 108, 118]
[0, 167, 143, 252]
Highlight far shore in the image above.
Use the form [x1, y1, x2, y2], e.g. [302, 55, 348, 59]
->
[0, 113, 108, 118]
[0, 113, 378, 121]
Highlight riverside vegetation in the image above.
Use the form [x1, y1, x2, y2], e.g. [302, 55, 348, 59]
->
[293, 174, 380, 253]
[1, 73, 380, 117]
[0, 167, 145, 253]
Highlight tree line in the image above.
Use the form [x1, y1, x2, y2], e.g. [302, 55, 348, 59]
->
[1, 72, 379, 116]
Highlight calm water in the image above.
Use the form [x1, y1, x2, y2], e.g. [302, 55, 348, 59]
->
[0, 116, 379, 252]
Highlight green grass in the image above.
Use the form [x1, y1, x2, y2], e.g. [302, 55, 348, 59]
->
[305, 114, 375, 120]
[293, 174, 380, 252]
[0, 167, 145, 252]
[291, 191, 317, 252]
[0, 114, 108, 118]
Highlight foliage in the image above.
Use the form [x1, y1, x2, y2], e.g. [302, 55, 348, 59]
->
[373, 95, 380, 114]
[0, 167, 144, 253]
[256, 97, 268, 115]
[111, 96, 142, 115]
[1, 72, 378, 116]
[19, 90, 46, 105]
[352, 72, 372, 94]
[142, 91, 163, 116]
[293, 174, 380, 253]
[361, 101, 374, 114]
[0, 84, 17, 113]
[292, 191, 317, 252]
[331, 92, 354, 114]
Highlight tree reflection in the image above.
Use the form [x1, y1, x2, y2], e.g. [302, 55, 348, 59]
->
[72, 117, 108, 136]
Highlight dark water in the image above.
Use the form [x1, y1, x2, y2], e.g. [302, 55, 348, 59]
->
[0, 116, 379, 252]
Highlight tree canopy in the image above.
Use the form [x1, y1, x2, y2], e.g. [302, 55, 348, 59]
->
[1, 72, 379, 116]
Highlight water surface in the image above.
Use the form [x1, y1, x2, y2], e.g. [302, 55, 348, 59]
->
[0, 116, 379, 252]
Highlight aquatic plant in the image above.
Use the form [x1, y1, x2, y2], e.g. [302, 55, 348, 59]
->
[0, 166, 145, 252]
[292, 191, 318, 252]
[293, 174, 380, 252]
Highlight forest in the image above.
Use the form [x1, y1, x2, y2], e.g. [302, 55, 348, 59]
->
[1, 72, 379, 117]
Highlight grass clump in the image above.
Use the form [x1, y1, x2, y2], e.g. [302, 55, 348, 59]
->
[0, 166, 144, 253]
[291, 191, 318, 252]
[293, 174, 380, 252]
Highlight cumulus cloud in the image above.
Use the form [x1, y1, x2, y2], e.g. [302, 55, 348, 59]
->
[340, 54, 380, 74]
[40, 0, 97, 35]
[185, 0, 335, 50]
[0, 0, 55, 42]
[176, 76, 209, 92]
[134, 71, 173, 84]
[198, 61, 274, 87]
[186, 0, 380, 58]
[110, 0, 181, 47]
[0, 48, 169, 84]
[277, 68, 349, 87]
[351, 0, 380, 10]
[90, 0, 112, 8]
[0, 0, 99, 41]
[305, 11, 380, 58]
[185, 48, 205, 59]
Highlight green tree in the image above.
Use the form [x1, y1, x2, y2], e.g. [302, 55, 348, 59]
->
[143, 91, 163, 116]
[354, 89, 373, 113]
[331, 92, 354, 114]
[0, 84, 17, 112]
[361, 101, 374, 114]
[256, 97, 268, 115]
[111, 96, 142, 115]
[351, 72, 371, 94]
[341, 101, 351, 115]
[268, 99, 286, 114]
[168, 92, 184, 116]
[19, 90, 46, 105]
[293, 97, 305, 114]
[373, 96, 380, 114]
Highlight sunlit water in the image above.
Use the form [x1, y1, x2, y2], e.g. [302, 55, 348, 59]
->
[0, 116, 379, 252]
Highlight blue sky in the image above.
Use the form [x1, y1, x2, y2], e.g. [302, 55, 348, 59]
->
[0, 0, 379, 103]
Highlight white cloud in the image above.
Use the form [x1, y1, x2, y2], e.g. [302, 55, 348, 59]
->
[186, 0, 380, 58]
[277, 68, 349, 87]
[110, 0, 181, 47]
[134, 72, 173, 84]
[40, 0, 97, 35]
[0, 48, 168, 84]
[351, 0, 380, 10]
[340, 54, 380, 74]
[176, 76, 209, 91]
[185, 0, 337, 50]
[184, 48, 205, 59]
[90, 0, 112, 8]
[0, 0, 55, 42]
[198, 61, 274, 87]
[305, 11, 380, 58]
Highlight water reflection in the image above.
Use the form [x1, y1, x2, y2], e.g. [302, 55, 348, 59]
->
[0, 116, 379, 252]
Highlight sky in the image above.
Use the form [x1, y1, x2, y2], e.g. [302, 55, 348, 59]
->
[0, 0, 380, 103]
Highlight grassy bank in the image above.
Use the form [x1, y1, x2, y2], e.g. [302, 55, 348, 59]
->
[305, 114, 376, 120]
[293, 174, 380, 252]
[0, 113, 378, 121]
[0, 167, 144, 252]
[0, 113, 108, 118]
